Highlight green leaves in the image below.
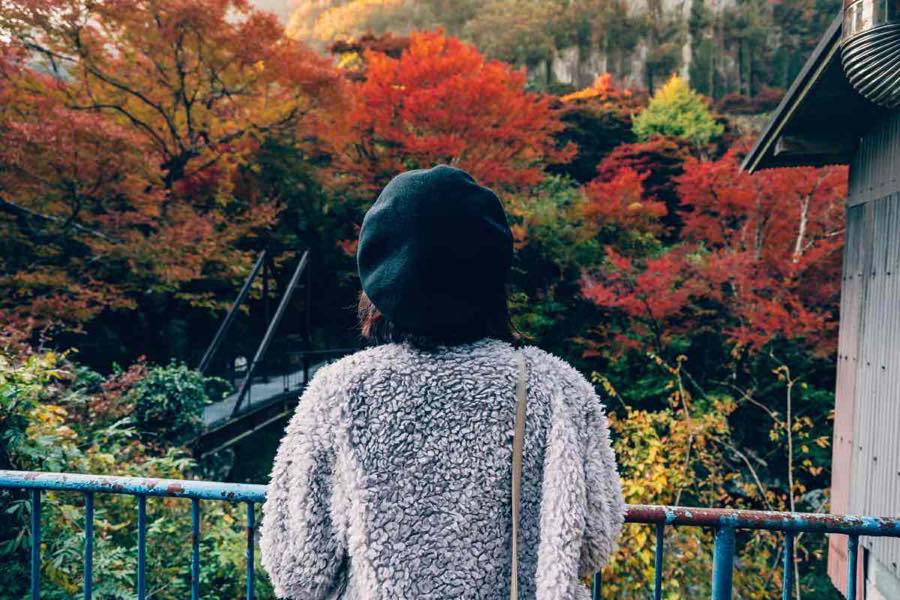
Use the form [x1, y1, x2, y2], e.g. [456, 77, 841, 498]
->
[128, 362, 225, 445]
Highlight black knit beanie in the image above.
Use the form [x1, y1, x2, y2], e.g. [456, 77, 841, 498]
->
[357, 165, 513, 335]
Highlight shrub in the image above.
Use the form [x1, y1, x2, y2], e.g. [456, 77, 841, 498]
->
[716, 87, 785, 115]
[752, 86, 785, 113]
[128, 362, 224, 445]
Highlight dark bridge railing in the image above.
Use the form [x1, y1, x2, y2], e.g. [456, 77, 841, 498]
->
[3, 470, 897, 600]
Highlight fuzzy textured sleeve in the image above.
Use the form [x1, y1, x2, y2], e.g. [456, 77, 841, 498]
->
[259, 368, 346, 599]
[578, 386, 625, 578]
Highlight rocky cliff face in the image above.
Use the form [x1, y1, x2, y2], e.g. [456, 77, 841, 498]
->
[531, 0, 743, 92]
[271, 0, 835, 98]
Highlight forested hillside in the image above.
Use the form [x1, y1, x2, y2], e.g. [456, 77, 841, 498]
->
[284, 0, 840, 99]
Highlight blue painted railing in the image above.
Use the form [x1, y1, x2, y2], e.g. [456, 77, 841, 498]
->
[3, 470, 900, 599]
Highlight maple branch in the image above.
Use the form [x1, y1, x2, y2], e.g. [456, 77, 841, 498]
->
[792, 192, 811, 263]
[712, 378, 781, 423]
[70, 29, 185, 154]
[173, 33, 197, 143]
[673, 363, 694, 507]
[0, 195, 119, 243]
[720, 439, 774, 511]
[801, 228, 845, 254]
[639, 295, 665, 354]
[69, 103, 169, 158]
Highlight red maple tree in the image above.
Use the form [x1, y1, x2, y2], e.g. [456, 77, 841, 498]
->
[678, 149, 847, 352]
[582, 168, 668, 236]
[336, 30, 574, 193]
[581, 147, 847, 355]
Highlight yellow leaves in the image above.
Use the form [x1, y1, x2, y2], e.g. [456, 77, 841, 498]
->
[312, 0, 405, 43]
[337, 51, 363, 70]
[653, 74, 693, 106]
[591, 372, 620, 400]
[611, 398, 733, 506]
[793, 415, 814, 432]
[815, 435, 830, 448]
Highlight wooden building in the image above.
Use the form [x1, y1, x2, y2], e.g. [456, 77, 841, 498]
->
[744, 6, 900, 598]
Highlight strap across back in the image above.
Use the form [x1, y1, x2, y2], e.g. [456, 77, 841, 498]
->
[510, 352, 528, 600]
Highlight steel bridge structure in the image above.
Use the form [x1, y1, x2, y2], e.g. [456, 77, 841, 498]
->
[192, 248, 355, 455]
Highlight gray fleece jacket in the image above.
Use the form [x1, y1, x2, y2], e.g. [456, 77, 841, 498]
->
[259, 338, 624, 599]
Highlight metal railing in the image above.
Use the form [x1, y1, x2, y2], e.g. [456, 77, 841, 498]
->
[3, 470, 900, 600]
[0, 471, 266, 600]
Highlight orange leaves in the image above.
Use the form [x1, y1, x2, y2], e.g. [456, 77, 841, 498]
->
[560, 73, 645, 116]
[0, 0, 343, 333]
[339, 30, 574, 192]
[7, 0, 347, 181]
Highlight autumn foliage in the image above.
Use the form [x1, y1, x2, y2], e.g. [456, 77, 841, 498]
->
[581, 149, 847, 355]
[678, 150, 847, 352]
[337, 31, 574, 192]
[0, 7, 853, 596]
[0, 0, 345, 332]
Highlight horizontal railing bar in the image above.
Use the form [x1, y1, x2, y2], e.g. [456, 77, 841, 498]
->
[7, 471, 900, 538]
[0, 471, 266, 503]
[625, 504, 900, 536]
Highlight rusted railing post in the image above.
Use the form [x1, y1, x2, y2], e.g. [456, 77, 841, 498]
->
[782, 531, 794, 600]
[84, 492, 93, 600]
[31, 490, 40, 600]
[653, 522, 664, 600]
[847, 534, 859, 600]
[137, 495, 146, 600]
[191, 499, 200, 600]
[246, 502, 256, 600]
[711, 526, 735, 600]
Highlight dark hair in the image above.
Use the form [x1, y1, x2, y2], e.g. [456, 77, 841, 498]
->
[358, 291, 517, 349]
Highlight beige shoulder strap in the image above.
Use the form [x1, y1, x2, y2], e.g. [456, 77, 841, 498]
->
[510, 352, 528, 600]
